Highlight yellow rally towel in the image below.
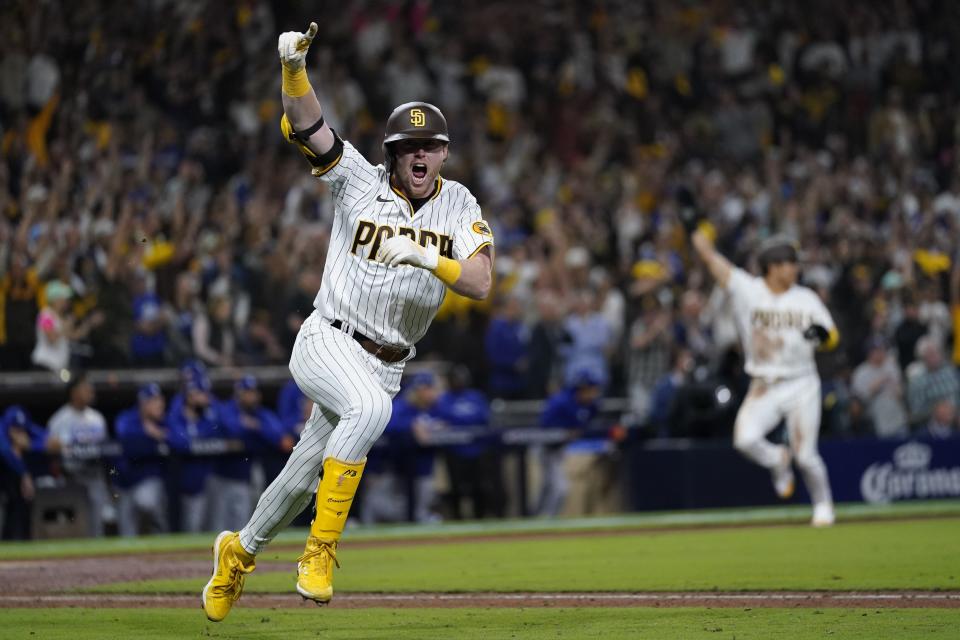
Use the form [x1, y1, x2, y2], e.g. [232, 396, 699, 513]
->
[27, 93, 59, 168]
[914, 249, 951, 277]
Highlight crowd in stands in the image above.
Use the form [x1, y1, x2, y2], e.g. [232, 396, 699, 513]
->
[2, 0, 960, 459]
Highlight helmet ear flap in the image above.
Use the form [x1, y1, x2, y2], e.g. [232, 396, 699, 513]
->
[382, 142, 395, 173]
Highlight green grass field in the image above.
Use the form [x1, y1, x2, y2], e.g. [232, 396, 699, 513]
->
[2, 501, 959, 639]
[96, 517, 960, 594]
[2, 608, 958, 640]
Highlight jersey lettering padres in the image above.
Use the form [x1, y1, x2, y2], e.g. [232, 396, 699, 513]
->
[726, 268, 835, 379]
[312, 138, 492, 348]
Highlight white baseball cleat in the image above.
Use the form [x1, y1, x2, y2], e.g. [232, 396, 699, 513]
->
[771, 449, 795, 499]
[811, 503, 836, 527]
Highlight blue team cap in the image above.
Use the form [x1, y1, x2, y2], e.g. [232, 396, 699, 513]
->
[138, 383, 163, 402]
[180, 359, 208, 380]
[236, 375, 258, 391]
[407, 371, 435, 388]
[3, 406, 28, 428]
[184, 373, 212, 393]
[568, 367, 603, 389]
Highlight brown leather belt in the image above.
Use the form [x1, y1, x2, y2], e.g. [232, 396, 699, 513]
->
[330, 320, 410, 363]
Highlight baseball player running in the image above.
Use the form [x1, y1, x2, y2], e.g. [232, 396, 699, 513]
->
[690, 229, 838, 528]
[203, 22, 494, 622]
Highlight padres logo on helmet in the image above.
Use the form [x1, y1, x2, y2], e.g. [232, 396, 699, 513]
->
[382, 102, 449, 172]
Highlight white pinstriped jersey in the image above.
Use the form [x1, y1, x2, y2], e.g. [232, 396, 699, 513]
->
[312, 139, 493, 348]
[726, 268, 835, 380]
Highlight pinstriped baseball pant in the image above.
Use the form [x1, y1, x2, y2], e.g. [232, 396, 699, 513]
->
[239, 312, 405, 554]
[733, 374, 833, 508]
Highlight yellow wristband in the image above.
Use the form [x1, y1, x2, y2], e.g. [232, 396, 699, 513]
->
[433, 256, 462, 287]
[282, 65, 312, 98]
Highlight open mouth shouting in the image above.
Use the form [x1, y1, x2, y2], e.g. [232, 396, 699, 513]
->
[411, 162, 428, 186]
[391, 138, 447, 197]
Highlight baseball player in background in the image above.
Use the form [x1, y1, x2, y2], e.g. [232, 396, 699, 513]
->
[691, 229, 838, 528]
[203, 22, 494, 622]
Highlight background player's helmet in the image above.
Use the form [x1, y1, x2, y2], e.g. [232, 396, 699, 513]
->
[382, 102, 449, 173]
[756, 235, 800, 275]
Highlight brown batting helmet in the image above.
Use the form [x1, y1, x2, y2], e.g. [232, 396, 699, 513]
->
[382, 102, 449, 172]
[756, 235, 800, 275]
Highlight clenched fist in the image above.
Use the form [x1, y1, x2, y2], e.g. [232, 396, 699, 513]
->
[278, 22, 318, 70]
[376, 236, 440, 270]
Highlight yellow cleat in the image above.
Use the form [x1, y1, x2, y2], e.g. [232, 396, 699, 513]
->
[296, 537, 340, 604]
[202, 531, 256, 622]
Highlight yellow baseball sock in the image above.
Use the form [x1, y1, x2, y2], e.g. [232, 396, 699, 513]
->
[310, 457, 366, 542]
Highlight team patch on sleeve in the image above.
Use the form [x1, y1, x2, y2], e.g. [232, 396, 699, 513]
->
[472, 220, 493, 236]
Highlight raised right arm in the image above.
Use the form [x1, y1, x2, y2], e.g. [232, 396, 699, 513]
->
[691, 229, 733, 288]
[277, 22, 335, 157]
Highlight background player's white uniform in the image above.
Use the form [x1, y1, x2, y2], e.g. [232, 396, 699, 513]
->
[239, 139, 492, 553]
[725, 267, 835, 519]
